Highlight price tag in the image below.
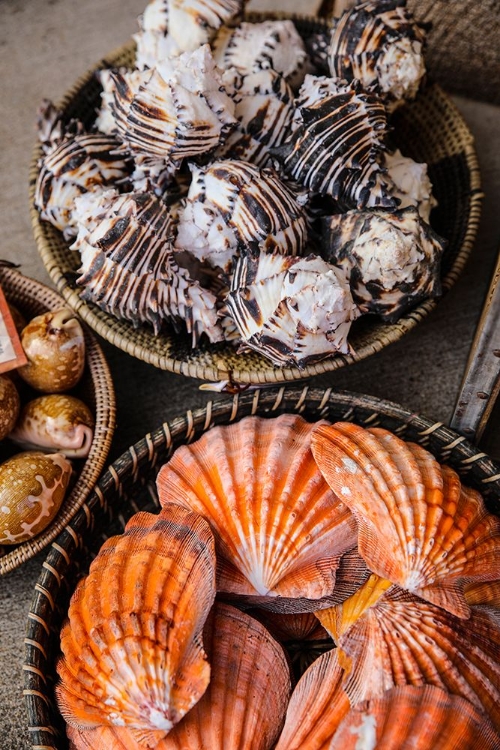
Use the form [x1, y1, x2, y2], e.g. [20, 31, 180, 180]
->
[0, 286, 28, 374]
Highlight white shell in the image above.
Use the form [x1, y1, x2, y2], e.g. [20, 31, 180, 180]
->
[382, 148, 437, 222]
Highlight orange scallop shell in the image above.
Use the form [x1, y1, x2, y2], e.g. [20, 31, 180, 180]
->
[56, 506, 216, 740]
[157, 415, 365, 612]
[311, 422, 500, 618]
[465, 579, 500, 608]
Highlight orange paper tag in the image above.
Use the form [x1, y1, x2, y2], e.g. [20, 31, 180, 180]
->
[0, 286, 28, 373]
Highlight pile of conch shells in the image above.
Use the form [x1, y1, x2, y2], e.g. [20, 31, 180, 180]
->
[35, 0, 447, 367]
[55, 413, 500, 749]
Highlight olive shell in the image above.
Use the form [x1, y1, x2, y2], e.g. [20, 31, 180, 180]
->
[0, 451, 72, 545]
[0, 375, 20, 440]
[18, 308, 85, 392]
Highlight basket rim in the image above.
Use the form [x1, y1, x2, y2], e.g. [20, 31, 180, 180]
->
[29, 15, 483, 383]
[23, 384, 500, 748]
[0, 263, 116, 575]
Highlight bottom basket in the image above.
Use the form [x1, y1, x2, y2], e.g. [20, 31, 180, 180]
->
[24, 385, 500, 749]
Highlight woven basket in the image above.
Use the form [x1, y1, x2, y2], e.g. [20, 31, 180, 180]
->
[24, 385, 500, 749]
[29, 12, 482, 385]
[0, 264, 116, 575]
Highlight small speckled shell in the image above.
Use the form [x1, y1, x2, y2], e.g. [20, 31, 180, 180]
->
[0, 375, 20, 441]
[56, 506, 216, 738]
[18, 309, 86, 393]
[9, 394, 94, 458]
[157, 414, 365, 612]
[0, 451, 72, 545]
[311, 422, 500, 618]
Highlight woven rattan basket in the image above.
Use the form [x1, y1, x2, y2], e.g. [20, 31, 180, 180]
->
[0, 264, 116, 574]
[24, 385, 500, 748]
[29, 12, 482, 385]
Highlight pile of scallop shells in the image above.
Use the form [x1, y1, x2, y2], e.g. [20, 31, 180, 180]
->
[34, 0, 446, 368]
[55, 413, 500, 749]
[0, 306, 94, 548]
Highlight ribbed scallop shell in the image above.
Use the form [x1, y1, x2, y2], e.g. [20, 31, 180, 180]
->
[71, 190, 223, 343]
[273, 76, 389, 200]
[156, 414, 365, 612]
[216, 69, 295, 168]
[465, 580, 500, 608]
[225, 251, 359, 367]
[328, 0, 427, 106]
[321, 207, 445, 321]
[108, 45, 236, 163]
[311, 422, 500, 618]
[56, 506, 216, 739]
[212, 20, 309, 90]
[330, 685, 500, 750]
[318, 580, 500, 730]
[174, 160, 308, 273]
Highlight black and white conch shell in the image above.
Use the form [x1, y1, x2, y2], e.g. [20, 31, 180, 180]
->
[34, 131, 132, 240]
[328, 0, 428, 107]
[321, 206, 445, 322]
[71, 190, 223, 344]
[212, 20, 309, 90]
[273, 76, 390, 205]
[225, 251, 359, 367]
[107, 45, 236, 164]
[216, 69, 295, 168]
[175, 160, 308, 273]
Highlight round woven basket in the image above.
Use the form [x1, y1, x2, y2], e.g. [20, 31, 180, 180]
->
[0, 263, 116, 574]
[29, 13, 482, 385]
[24, 385, 500, 749]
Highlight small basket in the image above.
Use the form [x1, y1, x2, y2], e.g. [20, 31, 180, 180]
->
[29, 12, 482, 385]
[0, 263, 116, 575]
[24, 385, 500, 749]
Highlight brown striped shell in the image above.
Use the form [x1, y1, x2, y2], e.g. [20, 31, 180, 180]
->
[328, 0, 428, 107]
[321, 207, 445, 321]
[225, 251, 359, 367]
[156, 414, 366, 612]
[71, 190, 223, 344]
[311, 422, 500, 618]
[174, 160, 308, 273]
[56, 506, 216, 739]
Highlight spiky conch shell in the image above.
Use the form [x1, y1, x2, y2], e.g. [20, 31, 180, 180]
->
[310, 422, 500, 618]
[215, 69, 295, 168]
[317, 580, 500, 732]
[224, 251, 359, 367]
[382, 148, 437, 222]
[174, 160, 308, 273]
[156, 414, 367, 613]
[212, 19, 309, 90]
[273, 76, 392, 205]
[328, 0, 428, 106]
[34, 131, 132, 239]
[56, 507, 217, 743]
[107, 45, 236, 163]
[321, 207, 445, 322]
[71, 190, 223, 344]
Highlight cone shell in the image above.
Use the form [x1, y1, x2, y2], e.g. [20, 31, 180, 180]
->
[157, 414, 364, 612]
[311, 422, 500, 618]
[56, 506, 216, 737]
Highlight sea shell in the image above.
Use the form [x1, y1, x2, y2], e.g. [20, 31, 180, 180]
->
[215, 69, 295, 168]
[224, 251, 359, 367]
[328, 0, 428, 107]
[321, 207, 445, 321]
[0, 451, 72, 545]
[382, 148, 437, 222]
[174, 160, 308, 273]
[18, 308, 86, 393]
[157, 414, 365, 612]
[464, 580, 500, 608]
[107, 45, 236, 164]
[56, 506, 216, 739]
[317, 579, 500, 730]
[0, 375, 20, 441]
[212, 20, 309, 90]
[9, 394, 94, 458]
[311, 422, 500, 618]
[273, 76, 390, 202]
[71, 190, 223, 344]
